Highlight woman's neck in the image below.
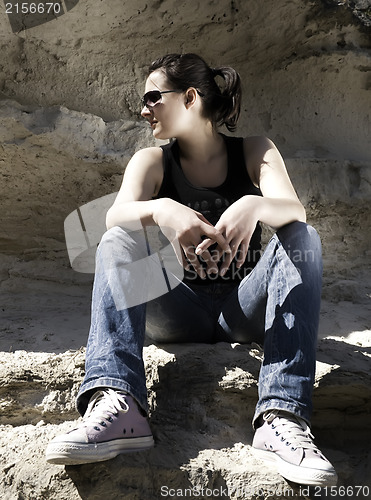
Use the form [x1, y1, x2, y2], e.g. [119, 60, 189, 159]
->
[176, 124, 225, 165]
[175, 124, 228, 188]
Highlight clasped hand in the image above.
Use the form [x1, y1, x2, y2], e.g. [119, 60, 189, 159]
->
[154, 197, 258, 279]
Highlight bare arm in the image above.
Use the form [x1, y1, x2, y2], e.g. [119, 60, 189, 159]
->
[245, 135, 306, 227]
[106, 147, 164, 230]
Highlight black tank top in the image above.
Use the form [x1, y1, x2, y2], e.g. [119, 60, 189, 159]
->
[156, 134, 262, 285]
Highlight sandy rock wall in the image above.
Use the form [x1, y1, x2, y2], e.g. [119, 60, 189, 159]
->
[0, 100, 151, 255]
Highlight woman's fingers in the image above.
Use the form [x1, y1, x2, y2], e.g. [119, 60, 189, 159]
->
[183, 245, 207, 279]
[195, 236, 251, 277]
[217, 238, 237, 275]
[196, 219, 231, 254]
[183, 221, 228, 276]
[195, 237, 213, 255]
[194, 238, 220, 274]
[171, 240, 188, 269]
[236, 240, 249, 268]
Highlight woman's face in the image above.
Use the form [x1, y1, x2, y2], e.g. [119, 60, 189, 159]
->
[141, 70, 187, 140]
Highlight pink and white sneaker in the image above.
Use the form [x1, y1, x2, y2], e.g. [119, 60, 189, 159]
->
[252, 410, 337, 486]
[46, 389, 154, 465]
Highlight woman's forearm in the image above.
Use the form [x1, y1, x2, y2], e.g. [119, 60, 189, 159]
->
[106, 199, 161, 230]
[253, 195, 306, 229]
[106, 195, 306, 235]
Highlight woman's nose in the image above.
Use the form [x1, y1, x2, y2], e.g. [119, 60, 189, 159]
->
[141, 105, 151, 118]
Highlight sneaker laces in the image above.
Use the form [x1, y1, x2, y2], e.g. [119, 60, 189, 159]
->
[82, 389, 129, 429]
[263, 410, 318, 452]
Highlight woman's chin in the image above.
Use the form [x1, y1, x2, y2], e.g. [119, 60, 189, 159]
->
[153, 129, 171, 141]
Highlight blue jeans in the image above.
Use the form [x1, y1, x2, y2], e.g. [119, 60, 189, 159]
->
[77, 222, 322, 427]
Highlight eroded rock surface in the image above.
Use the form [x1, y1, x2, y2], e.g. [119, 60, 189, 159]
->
[0, 339, 370, 500]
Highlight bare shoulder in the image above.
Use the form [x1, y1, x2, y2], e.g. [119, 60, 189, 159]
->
[125, 146, 164, 193]
[243, 136, 282, 186]
[115, 146, 164, 202]
[243, 136, 277, 157]
[128, 146, 163, 170]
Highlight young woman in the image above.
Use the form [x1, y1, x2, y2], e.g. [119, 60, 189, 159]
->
[46, 53, 337, 486]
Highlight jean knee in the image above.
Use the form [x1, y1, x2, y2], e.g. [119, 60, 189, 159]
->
[99, 225, 129, 245]
[276, 222, 322, 280]
[100, 225, 147, 249]
[278, 222, 321, 252]
[300, 223, 321, 249]
[96, 226, 149, 269]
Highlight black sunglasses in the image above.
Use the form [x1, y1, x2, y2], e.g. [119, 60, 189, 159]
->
[141, 90, 180, 109]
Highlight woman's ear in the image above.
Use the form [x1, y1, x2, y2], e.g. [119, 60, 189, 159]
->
[184, 88, 198, 108]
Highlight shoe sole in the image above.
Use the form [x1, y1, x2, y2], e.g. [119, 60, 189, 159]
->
[46, 435, 154, 465]
[252, 447, 338, 486]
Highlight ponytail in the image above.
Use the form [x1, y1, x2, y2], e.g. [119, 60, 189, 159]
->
[149, 53, 242, 132]
[210, 66, 241, 132]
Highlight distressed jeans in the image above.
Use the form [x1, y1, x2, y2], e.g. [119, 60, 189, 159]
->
[76, 222, 322, 427]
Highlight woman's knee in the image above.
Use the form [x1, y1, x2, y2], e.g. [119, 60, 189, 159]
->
[97, 226, 149, 264]
[100, 225, 131, 245]
[276, 222, 323, 279]
[277, 222, 321, 253]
